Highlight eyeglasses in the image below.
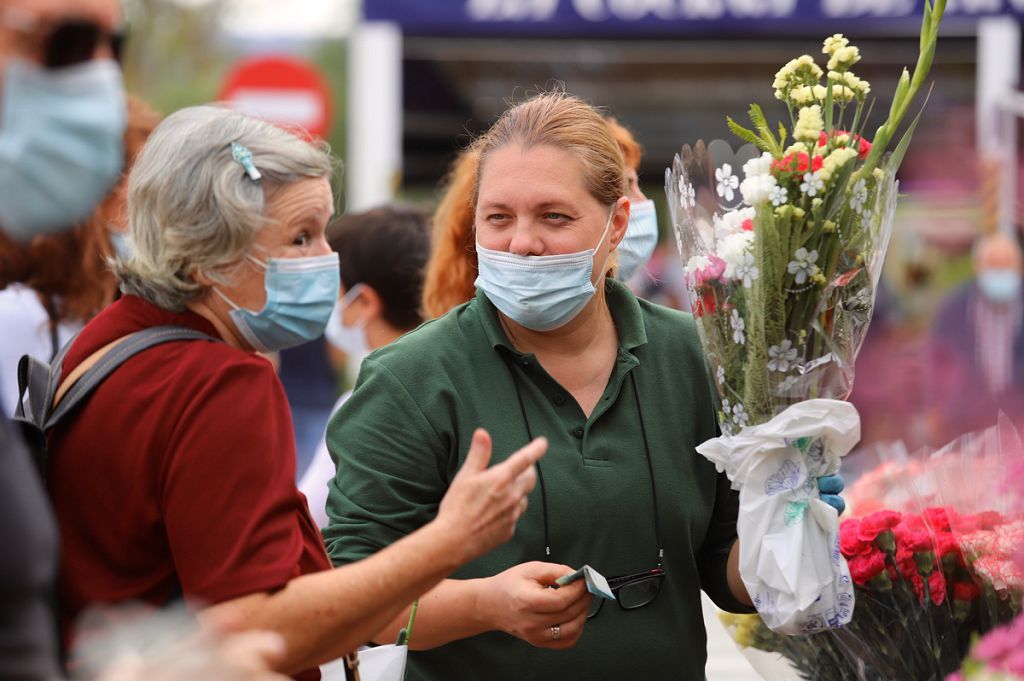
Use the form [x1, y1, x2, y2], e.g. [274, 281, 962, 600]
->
[1, 8, 125, 69]
[587, 567, 667, 619]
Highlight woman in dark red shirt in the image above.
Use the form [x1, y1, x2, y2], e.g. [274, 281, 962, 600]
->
[48, 105, 549, 679]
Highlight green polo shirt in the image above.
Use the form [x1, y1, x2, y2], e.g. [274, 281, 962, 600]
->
[323, 279, 750, 681]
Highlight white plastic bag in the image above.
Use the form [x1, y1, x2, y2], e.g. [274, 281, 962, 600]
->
[697, 398, 859, 635]
[320, 644, 408, 681]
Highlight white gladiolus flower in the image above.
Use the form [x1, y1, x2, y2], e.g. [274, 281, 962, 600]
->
[683, 255, 711, 282]
[715, 164, 739, 201]
[714, 207, 756, 240]
[719, 229, 755, 263]
[740, 174, 777, 206]
[787, 247, 820, 285]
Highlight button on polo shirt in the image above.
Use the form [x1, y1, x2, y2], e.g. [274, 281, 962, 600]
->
[323, 279, 751, 681]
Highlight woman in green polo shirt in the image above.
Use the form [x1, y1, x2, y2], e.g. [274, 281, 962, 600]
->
[322, 92, 754, 680]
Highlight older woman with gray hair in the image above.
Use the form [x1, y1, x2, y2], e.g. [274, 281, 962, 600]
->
[46, 105, 545, 680]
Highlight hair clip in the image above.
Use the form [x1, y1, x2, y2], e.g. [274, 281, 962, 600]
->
[230, 142, 262, 181]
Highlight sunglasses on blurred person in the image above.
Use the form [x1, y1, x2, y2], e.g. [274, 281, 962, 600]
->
[0, 6, 124, 68]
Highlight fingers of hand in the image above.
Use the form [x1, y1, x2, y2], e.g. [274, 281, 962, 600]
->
[458, 428, 493, 475]
[817, 473, 845, 495]
[494, 437, 547, 485]
[527, 609, 587, 649]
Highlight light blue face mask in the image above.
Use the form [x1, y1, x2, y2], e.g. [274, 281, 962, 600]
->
[978, 268, 1022, 304]
[109, 229, 133, 261]
[616, 199, 659, 282]
[0, 58, 126, 240]
[215, 252, 341, 352]
[474, 209, 614, 332]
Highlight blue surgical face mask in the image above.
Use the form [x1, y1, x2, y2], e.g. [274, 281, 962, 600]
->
[978, 268, 1022, 304]
[325, 283, 371, 364]
[0, 58, 126, 240]
[474, 208, 614, 332]
[215, 252, 341, 352]
[616, 199, 658, 282]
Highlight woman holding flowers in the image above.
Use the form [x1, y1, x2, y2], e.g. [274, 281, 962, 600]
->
[323, 91, 844, 680]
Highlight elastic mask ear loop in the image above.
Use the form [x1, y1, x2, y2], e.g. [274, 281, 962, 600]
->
[592, 205, 618, 281]
[212, 286, 241, 311]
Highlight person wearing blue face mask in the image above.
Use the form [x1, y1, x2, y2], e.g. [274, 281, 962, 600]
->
[929, 231, 1024, 442]
[299, 204, 431, 528]
[322, 92, 845, 681]
[44, 105, 545, 679]
[606, 117, 659, 285]
[0, 1, 124, 677]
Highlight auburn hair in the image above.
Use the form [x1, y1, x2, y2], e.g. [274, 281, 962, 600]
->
[420, 98, 641, 320]
[0, 96, 161, 323]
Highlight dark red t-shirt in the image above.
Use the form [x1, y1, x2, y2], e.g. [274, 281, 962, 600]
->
[49, 295, 330, 678]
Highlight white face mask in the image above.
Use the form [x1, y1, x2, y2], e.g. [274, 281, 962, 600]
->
[616, 199, 658, 281]
[325, 283, 371, 366]
[474, 207, 615, 332]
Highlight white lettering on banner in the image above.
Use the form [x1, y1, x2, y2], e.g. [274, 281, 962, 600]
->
[681, 0, 727, 20]
[574, 0, 796, 20]
[574, 0, 611, 20]
[466, 0, 559, 21]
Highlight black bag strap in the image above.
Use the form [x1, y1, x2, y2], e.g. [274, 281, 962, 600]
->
[45, 325, 219, 430]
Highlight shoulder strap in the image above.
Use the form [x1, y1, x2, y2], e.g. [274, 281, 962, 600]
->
[45, 326, 218, 430]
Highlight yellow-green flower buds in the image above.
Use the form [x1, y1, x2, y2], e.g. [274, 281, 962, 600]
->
[822, 34, 849, 56]
[794, 105, 824, 143]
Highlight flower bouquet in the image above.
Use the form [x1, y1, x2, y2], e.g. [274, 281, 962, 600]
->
[718, 419, 1024, 681]
[665, 0, 945, 635]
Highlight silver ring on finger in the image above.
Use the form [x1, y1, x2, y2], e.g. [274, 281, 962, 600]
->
[551, 625, 560, 641]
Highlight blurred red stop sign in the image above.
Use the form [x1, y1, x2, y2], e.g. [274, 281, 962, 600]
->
[219, 55, 332, 140]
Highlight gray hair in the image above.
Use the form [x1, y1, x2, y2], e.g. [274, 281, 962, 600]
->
[113, 105, 334, 311]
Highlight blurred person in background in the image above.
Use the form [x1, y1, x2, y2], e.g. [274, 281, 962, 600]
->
[48, 105, 543, 680]
[420, 115, 657, 319]
[0, 0, 125, 677]
[0, 95, 159, 416]
[322, 92, 761, 681]
[928, 231, 1024, 442]
[299, 204, 431, 528]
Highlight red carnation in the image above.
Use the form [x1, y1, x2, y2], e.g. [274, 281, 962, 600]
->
[848, 550, 887, 586]
[903, 529, 934, 554]
[741, 218, 754, 232]
[772, 152, 824, 176]
[924, 507, 952, 532]
[840, 519, 872, 557]
[693, 289, 717, 318]
[858, 510, 902, 543]
[953, 581, 981, 601]
[979, 511, 1005, 530]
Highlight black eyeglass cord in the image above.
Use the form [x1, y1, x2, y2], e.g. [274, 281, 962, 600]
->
[500, 352, 664, 567]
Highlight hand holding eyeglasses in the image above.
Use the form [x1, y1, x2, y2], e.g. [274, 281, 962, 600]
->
[477, 561, 593, 650]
